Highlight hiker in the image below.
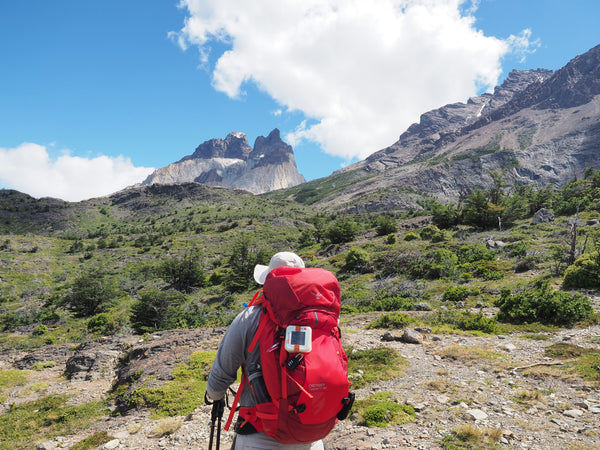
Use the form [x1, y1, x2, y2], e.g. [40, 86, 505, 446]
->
[206, 251, 352, 449]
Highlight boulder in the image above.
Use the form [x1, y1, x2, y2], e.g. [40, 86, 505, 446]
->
[533, 208, 555, 224]
[401, 328, 423, 344]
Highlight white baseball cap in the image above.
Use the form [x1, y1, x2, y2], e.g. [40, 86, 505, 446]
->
[253, 251, 305, 284]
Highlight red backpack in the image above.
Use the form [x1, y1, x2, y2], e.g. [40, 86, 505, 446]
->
[225, 266, 354, 444]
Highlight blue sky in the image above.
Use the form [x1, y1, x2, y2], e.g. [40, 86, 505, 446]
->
[1, 0, 599, 201]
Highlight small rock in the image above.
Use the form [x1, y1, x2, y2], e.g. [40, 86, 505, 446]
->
[465, 409, 488, 421]
[437, 395, 451, 405]
[414, 302, 432, 311]
[414, 327, 432, 334]
[381, 331, 401, 342]
[102, 440, 120, 450]
[563, 409, 584, 418]
[36, 442, 57, 450]
[499, 343, 517, 352]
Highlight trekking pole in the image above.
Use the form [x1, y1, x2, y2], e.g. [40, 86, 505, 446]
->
[205, 392, 226, 450]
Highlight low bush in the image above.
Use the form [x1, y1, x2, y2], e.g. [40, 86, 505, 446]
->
[344, 248, 372, 273]
[87, 313, 118, 335]
[419, 225, 441, 240]
[409, 249, 458, 280]
[367, 312, 412, 329]
[361, 400, 416, 427]
[427, 311, 498, 334]
[495, 281, 595, 326]
[562, 252, 600, 289]
[441, 286, 479, 303]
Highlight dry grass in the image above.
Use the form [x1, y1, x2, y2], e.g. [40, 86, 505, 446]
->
[420, 378, 452, 392]
[442, 423, 503, 449]
[149, 417, 183, 437]
[434, 344, 505, 366]
[511, 388, 543, 404]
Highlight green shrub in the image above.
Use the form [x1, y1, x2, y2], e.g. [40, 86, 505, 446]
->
[130, 288, 187, 334]
[469, 259, 505, 280]
[503, 241, 528, 257]
[409, 249, 458, 280]
[403, 232, 419, 241]
[367, 312, 412, 329]
[441, 286, 470, 302]
[431, 230, 449, 242]
[385, 234, 397, 245]
[340, 305, 359, 314]
[456, 244, 495, 264]
[427, 311, 498, 334]
[87, 313, 118, 335]
[326, 218, 360, 244]
[361, 401, 416, 427]
[360, 290, 414, 312]
[70, 431, 116, 450]
[158, 255, 207, 293]
[374, 216, 398, 236]
[344, 248, 372, 273]
[64, 268, 119, 317]
[419, 225, 441, 240]
[32, 324, 48, 336]
[562, 252, 600, 289]
[495, 282, 595, 326]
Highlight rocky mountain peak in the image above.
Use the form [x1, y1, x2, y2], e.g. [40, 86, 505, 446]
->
[141, 129, 305, 194]
[186, 132, 252, 161]
[250, 128, 294, 166]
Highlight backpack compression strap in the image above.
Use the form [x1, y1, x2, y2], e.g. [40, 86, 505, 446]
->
[224, 375, 246, 432]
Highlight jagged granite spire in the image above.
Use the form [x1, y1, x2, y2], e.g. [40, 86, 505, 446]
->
[141, 129, 305, 194]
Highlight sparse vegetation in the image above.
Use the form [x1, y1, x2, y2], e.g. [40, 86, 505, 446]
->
[0, 395, 109, 450]
[2, 170, 600, 447]
[346, 347, 408, 388]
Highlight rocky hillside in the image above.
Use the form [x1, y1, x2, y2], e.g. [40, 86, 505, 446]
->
[286, 44, 600, 213]
[141, 129, 305, 194]
[3, 315, 599, 449]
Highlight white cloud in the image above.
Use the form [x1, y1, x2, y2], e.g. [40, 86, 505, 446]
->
[173, 0, 538, 160]
[0, 143, 154, 202]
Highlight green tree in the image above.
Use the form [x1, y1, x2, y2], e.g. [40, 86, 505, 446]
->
[374, 216, 397, 236]
[431, 202, 459, 229]
[130, 288, 187, 333]
[66, 268, 119, 317]
[326, 218, 360, 244]
[225, 236, 269, 292]
[159, 252, 207, 293]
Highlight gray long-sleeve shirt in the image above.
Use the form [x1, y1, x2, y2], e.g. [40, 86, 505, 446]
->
[206, 305, 262, 407]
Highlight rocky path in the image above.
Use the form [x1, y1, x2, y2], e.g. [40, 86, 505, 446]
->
[2, 318, 600, 450]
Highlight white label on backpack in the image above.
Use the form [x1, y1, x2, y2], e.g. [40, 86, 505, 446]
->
[284, 326, 312, 353]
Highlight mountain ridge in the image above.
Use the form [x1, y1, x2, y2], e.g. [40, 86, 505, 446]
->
[298, 44, 600, 212]
[141, 128, 305, 194]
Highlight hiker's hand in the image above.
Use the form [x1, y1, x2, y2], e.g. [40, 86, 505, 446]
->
[211, 398, 226, 421]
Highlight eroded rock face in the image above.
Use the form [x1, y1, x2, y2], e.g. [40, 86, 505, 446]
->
[141, 129, 305, 194]
[319, 45, 600, 213]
